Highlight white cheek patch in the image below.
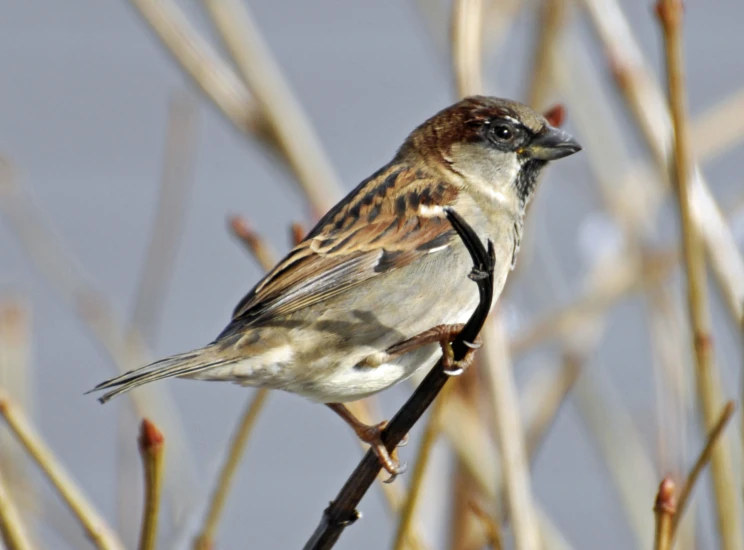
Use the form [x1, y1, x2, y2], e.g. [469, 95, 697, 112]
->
[476, 156, 520, 206]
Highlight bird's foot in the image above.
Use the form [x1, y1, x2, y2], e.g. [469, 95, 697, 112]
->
[355, 420, 408, 483]
[385, 323, 480, 376]
[326, 403, 408, 483]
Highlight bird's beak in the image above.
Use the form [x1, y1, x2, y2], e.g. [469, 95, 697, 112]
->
[522, 125, 582, 161]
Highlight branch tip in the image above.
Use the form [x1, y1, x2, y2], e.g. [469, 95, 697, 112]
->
[654, 478, 677, 515]
[542, 104, 565, 128]
[139, 418, 164, 452]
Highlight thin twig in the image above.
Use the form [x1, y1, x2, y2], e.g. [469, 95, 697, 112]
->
[0, 466, 34, 550]
[646, 281, 690, 478]
[452, 0, 484, 98]
[526, 0, 567, 109]
[692, 87, 744, 162]
[290, 222, 306, 248]
[653, 478, 676, 550]
[392, 390, 446, 550]
[130, 94, 199, 342]
[200, 0, 343, 215]
[302, 208, 495, 550]
[194, 389, 268, 550]
[656, 2, 742, 548]
[138, 420, 165, 550]
[0, 388, 125, 550]
[228, 216, 279, 272]
[124, 0, 262, 136]
[481, 316, 541, 550]
[449, 368, 489, 550]
[469, 501, 504, 550]
[673, 401, 736, 535]
[0, 299, 34, 521]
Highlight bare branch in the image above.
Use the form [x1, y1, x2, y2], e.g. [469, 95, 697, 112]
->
[0, 388, 125, 550]
[137, 420, 165, 550]
[200, 0, 343, 215]
[392, 391, 445, 550]
[228, 216, 279, 272]
[481, 317, 541, 550]
[673, 402, 736, 536]
[0, 299, 34, 524]
[452, 0, 484, 98]
[653, 478, 676, 550]
[0, 466, 34, 550]
[194, 389, 268, 550]
[656, 1, 742, 547]
[125, 0, 261, 135]
[526, 0, 568, 109]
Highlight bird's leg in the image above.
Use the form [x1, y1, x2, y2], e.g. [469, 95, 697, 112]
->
[326, 403, 407, 483]
[385, 323, 481, 376]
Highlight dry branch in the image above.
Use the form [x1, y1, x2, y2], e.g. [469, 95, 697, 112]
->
[452, 0, 484, 98]
[673, 401, 736, 536]
[200, 0, 342, 215]
[228, 216, 279, 272]
[526, 0, 567, 109]
[138, 420, 165, 550]
[656, 1, 742, 548]
[194, 389, 268, 550]
[0, 389, 125, 550]
[125, 0, 261, 136]
[392, 391, 445, 550]
[469, 501, 504, 550]
[653, 478, 676, 550]
[0, 466, 34, 550]
[0, 299, 33, 519]
[481, 317, 541, 550]
[303, 208, 495, 550]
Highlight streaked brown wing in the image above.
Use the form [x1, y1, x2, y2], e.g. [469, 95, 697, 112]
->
[229, 164, 459, 326]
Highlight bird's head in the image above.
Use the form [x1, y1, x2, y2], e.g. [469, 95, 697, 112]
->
[402, 96, 581, 209]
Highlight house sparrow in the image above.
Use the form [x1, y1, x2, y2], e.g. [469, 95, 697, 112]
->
[90, 96, 581, 475]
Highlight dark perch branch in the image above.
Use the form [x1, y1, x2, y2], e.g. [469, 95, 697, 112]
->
[303, 208, 496, 550]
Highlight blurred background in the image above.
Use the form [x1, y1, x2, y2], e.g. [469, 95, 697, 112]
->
[1, 0, 743, 549]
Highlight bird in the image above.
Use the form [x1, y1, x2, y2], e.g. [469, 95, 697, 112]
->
[89, 96, 581, 477]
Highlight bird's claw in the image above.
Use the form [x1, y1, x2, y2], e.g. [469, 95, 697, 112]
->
[359, 421, 407, 482]
[383, 459, 408, 484]
[440, 337, 480, 376]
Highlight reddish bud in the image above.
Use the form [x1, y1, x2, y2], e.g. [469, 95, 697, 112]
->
[139, 418, 164, 452]
[543, 104, 565, 127]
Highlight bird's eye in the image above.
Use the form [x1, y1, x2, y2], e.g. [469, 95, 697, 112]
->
[493, 125, 513, 141]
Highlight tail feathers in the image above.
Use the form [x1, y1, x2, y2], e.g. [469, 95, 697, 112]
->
[88, 346, 230, 404]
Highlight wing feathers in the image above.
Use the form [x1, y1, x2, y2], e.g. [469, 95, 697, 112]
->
[229, 163, 459, 326]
